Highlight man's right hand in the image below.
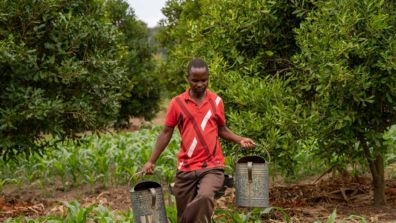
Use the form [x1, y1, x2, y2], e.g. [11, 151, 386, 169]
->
[142, 161, 155, 174]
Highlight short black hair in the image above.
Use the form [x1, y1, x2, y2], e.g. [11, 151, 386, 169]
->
[187, 58, 208, 76]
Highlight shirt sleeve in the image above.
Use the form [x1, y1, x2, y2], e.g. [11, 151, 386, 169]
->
[217, 98, 226, 127]
[164, 98, 179, 127]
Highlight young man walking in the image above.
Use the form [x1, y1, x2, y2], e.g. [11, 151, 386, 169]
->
[142, 58, 256, 223]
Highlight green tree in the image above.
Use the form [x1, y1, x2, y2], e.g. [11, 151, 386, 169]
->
[293, 0, 396, 205]
[157, 0, 313, 94]
[105, 0, 161, 128]
[0, 0, 158, 159]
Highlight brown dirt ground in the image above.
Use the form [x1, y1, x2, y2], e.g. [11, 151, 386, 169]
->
[1, 174, 396, 222]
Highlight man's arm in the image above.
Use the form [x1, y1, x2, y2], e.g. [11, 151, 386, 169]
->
[142, 125, 175, 173]
[218, 125, 256, 148]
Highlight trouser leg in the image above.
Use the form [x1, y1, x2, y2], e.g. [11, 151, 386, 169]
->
[173, 170, 197, 222]
[173, 169, 224, 223]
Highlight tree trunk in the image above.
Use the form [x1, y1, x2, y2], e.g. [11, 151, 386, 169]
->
[371, 155, 386, 205]
[362, 140, 386, 205]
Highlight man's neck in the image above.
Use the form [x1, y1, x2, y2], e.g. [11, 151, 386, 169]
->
[189, 89, 206, 104]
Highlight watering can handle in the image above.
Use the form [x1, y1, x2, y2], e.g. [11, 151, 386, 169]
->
[129, 169, 163, 187]
[247, 162, 253, 183]
[149, 188, 156, 208]
[128, 171, 144, 187]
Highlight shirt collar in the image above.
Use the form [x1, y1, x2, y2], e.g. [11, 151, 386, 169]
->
[182, 88, 211, 103]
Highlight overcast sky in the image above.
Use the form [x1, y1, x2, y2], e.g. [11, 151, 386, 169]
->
[126, 0, 167, 27]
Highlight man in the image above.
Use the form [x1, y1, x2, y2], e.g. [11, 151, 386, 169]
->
[142, 58, 256, 223]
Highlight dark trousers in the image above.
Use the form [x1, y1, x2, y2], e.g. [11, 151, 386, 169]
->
[173, 168, 224, 223]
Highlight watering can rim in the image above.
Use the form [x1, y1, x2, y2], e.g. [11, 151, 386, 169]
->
[236, 155, 267, 163]
[234, 144, 271, 163]
[131, 180, 162, 192]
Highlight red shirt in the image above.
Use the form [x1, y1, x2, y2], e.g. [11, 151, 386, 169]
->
[165, 89, 226, 171]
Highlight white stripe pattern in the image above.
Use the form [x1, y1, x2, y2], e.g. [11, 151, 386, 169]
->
[187, 138, 198, 157]
[178, 161, 184, 169]
[215, 96, 221, 106]
[201, 110, 212, 131]
[185, 96, 222, 158]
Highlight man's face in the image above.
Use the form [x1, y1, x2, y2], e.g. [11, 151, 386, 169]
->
[187, 67, 209, 96]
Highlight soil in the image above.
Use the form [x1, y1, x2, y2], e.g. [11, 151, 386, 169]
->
[1, 173, 396, 222]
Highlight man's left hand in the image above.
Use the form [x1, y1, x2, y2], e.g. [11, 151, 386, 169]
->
[239, 138, 256, 149]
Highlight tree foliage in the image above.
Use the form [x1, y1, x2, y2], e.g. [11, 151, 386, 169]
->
[105, 0, 161, 127]
[292, 0, 396, 204]
[0, 0, 159, 159]
[157, 0, 311, 94]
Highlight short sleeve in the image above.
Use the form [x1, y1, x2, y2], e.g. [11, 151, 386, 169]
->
[216, 97, 226, 127]
[164, 98, 179, 127]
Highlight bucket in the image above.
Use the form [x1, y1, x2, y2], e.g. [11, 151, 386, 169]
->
[235, 155, 269, 207]
[130, 181, 168, 223]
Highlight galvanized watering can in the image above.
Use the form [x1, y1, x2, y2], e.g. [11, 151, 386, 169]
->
[235, 149, 270, 208]
[130, 176, 168, 223]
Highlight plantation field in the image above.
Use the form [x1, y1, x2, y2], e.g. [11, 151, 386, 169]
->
[1, 119, 396, 222]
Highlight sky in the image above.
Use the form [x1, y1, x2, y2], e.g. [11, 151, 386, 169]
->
[126, 0, 167, 28]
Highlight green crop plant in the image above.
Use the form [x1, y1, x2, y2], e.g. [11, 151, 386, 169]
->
[261, 207, 291, 223]
[313, 209, 369, 223]
[35, 157, 54, 187]
[90, 205, 113, 223]
[91, 204, 133, 223]
[3, 201, 134, 222]
[0, 127, 176, 191]
[165, 205, 178, 223]
[156, 140, 178, 184]
[52, 159, 70, 190]
[214, 207, 238, 222]
[82, 171, 104, 193]
[63, 201, 92, 223]
[215, 207, 264, 223]
[91, 145, 111, 186]
[0, 178, 17, 193]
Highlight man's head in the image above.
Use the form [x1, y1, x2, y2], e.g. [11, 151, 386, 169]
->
[187, 58, 209, 76]
[187, 58, 209, 97]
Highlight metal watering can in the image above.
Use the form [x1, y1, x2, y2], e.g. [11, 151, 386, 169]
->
[130, 173, 168, 223]
[234, 148, 270, 208]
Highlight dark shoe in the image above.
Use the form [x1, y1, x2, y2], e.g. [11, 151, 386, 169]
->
[224, 174, 234, 188]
